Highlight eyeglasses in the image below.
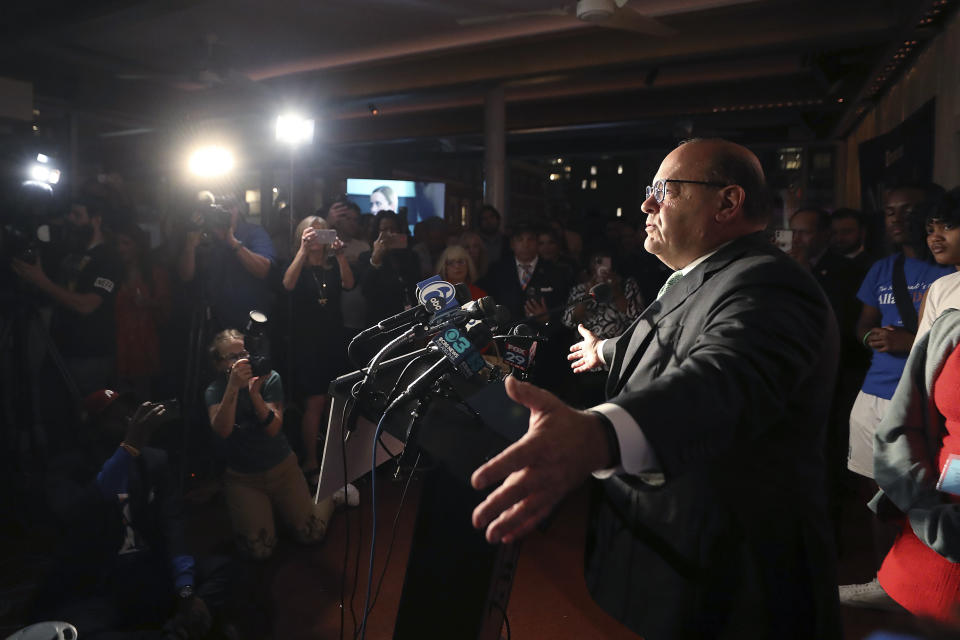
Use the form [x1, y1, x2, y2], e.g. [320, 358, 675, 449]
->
[220, 350, 249, 363]
[645, 178, 729, 204]
[445, 258, 467, 266]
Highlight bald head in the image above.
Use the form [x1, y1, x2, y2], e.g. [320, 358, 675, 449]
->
[642, 138, 769, 270]
[679, 138, 769, 223]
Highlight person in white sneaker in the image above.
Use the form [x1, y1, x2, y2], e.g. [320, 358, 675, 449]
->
[840, 190, 960, 623]
[849, 304, 960, 622]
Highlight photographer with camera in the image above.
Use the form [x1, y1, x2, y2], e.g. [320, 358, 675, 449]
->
[178, 194, 276, 332]
[10, 194, 121, 396]
[34, 390, 233, 639]
[205, 329, 334, 560]
[282, 215, 354, 483]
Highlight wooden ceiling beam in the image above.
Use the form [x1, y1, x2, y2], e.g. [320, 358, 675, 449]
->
[268, 5, 900, 101]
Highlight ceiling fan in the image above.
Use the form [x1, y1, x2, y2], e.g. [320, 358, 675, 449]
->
[115, 33, 262, 93]
[457, 0, 676, 36]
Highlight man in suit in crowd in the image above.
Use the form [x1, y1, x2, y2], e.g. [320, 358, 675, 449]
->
[830, 207, 874, 275]
[472, 138, 842, 639]
[482, 223, 571, 391]
[789, 206, 870, 543]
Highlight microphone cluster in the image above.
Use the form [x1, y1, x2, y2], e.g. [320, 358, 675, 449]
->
[350, 277, 613, 412]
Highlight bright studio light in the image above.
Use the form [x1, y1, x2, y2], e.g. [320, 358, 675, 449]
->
[30, 164, 51, 182]
[188, 146, 235, 177]
[26, 153, 61, 186]
[275, 114, 315, 145]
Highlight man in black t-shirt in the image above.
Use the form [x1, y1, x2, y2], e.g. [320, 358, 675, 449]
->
[11, 197, 120, 394]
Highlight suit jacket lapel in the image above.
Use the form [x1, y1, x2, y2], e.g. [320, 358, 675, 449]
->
[606, 235, 759, 398]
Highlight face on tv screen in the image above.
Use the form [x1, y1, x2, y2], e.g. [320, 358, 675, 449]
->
[345, 178, 445, 229]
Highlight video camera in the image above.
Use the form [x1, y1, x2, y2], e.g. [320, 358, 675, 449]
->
[187, 202, 232, 235]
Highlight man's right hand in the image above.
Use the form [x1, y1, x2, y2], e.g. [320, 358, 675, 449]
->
[228, 358, 253, 390]
[568, 324, 602, 372]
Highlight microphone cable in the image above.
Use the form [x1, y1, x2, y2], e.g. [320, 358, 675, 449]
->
[358, 410, 391, 640]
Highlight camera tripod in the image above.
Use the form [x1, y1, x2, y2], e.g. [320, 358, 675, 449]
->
[0, 292, 82, 529]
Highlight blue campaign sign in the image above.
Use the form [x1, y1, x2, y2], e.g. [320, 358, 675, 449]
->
[416, 275, 458, 314]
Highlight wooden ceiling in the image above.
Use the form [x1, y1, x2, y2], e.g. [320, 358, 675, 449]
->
[0, 0, 955, 167]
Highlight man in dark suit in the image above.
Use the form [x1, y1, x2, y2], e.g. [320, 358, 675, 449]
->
[789, 207, 869, 544]
[472, 139, 842, 639]
[482, 223, 571, 391]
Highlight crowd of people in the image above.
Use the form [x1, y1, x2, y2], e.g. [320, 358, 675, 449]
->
[9, 142, 960, 637]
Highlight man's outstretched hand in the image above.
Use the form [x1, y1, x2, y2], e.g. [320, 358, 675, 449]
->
[568, 324, 603, 373]
[471, 376, 611, 544]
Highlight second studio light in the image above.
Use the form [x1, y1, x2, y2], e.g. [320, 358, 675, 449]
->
[188, 146, 235, 178]
[275, 114, 315, 145]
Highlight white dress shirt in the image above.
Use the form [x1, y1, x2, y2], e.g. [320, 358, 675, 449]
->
[591, 247, 723, 477]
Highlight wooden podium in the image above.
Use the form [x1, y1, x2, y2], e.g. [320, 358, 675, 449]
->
[318, 351, 528, 640]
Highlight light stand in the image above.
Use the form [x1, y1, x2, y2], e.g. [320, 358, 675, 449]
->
[275, 114, 315, 429]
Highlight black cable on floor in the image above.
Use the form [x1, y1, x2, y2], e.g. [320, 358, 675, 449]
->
[492, 600, 511, 640]
[338, 395, 352, 640]
[367, 452, 420, 616]
[358, 413, 389, 639]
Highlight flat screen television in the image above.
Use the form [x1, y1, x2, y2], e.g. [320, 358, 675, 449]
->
[345, 178, 445, 232]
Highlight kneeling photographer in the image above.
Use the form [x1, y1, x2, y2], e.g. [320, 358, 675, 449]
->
[178, 193, 276, 332]
[205, 328, 334, 560]
[35, 390, 233, 639]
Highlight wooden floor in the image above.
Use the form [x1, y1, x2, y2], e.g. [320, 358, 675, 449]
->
[192, 465, 933, 640]
[0, 459, 944, 640]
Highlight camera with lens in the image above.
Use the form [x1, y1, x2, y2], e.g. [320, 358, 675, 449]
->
[244, 310, 272, 377]
[187, 203, 232, 235]
[2, 223, 41, 264]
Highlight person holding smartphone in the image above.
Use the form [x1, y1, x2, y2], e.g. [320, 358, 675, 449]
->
[563, 250, 645, 340]
[360, 210, 422, 326]
[282, 216, 354, 482]
[562, 249, 645, 408]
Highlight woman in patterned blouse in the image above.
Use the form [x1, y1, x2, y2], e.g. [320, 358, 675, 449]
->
[561, 249, 645, 340]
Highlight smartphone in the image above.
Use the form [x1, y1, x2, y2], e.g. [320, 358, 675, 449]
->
[313, 229, 338, 245]
[159, 398, 181, 421]
[383, 232, 408, 249]
[774, 229, 793, 253]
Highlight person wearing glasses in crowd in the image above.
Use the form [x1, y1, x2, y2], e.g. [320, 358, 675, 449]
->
[842, 184, 952, 593]
[472, 139, 842, 639]
[836, 188, 960, 619]
[435, 245, 487, 301]
[205, 329, 334, 560]
[456, 230, 491, 283]
[282, 216, 354, 486]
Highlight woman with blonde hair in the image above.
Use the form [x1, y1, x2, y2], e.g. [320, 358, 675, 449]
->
[436, 244, 486, 301]
[456, 230, 489, 282]
[282, 215, 354, 483]
[370, 185, 398, 215]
